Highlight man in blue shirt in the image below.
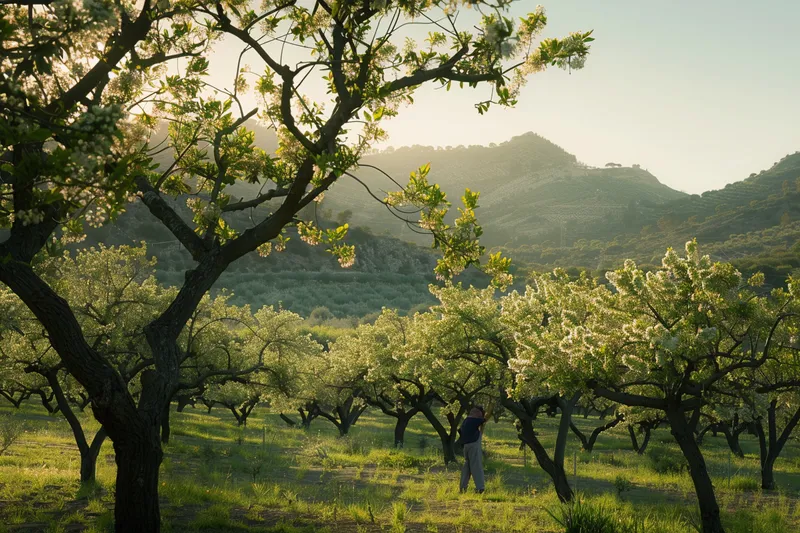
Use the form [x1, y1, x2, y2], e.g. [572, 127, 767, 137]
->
[458, 406, 487, 493]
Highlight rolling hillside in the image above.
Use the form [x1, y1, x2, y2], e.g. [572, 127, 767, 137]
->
[18, 123, 797, 319]
[502, 151, 800, 285]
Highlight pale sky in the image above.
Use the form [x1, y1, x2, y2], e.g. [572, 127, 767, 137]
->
[208, 1, 800, 194]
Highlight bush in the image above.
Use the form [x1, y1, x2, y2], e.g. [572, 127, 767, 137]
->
[342, 436, 369, 456]
[0, 414, 24, 456]
[614, 475, 633, 496]
[547, 500, 644, 533]
[646, 445, 686, 474]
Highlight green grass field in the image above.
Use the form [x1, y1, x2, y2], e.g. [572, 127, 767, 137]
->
[0, 402, 798, 532]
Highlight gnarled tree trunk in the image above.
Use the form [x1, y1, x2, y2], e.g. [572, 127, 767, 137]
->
[518, 418, 573, 502]
[666, 407, 725, 533]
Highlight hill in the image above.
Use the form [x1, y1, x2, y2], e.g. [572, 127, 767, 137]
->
[11, 123, 797, 318]
[77, 196, 463, 319]
[502, 152, 800, 285]
[224, 128, 688, 247]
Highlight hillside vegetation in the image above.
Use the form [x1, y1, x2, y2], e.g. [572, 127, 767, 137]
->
[86, 125, 800, 317]
[504, 152, 800, 285]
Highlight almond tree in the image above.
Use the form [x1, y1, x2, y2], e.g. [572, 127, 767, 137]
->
[740, 283, 800, 489]
[329, 310, 434, 447]
[1, 1, 590, 528]
[0, 245, 171, 483]
[583, 242, 786, 533]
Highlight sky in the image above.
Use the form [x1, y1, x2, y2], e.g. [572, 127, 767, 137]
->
[209, 0, 800, 194]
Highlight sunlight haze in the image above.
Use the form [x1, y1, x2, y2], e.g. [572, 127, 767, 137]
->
[208, 0, 800, 194]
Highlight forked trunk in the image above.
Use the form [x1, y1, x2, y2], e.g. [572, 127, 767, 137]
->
[569, 413, 623, 452]
[518, 418, 572, 502]
[176, 395, 194, 412]
[753, 402, 800, 490]
[629, 425, 652, 455]
[666, 408, 725, 533]
[722, 424, 745, 459]
[80, 428, 107, 484]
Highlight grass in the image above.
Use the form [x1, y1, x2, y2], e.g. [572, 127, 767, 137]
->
[0, 401, 799, 532]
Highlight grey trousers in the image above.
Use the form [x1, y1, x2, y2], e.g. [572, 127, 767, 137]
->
[460, 439, 484, 492]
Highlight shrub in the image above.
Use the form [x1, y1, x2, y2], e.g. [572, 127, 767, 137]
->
[646, 445, 686, 475]
[0, 414, 24, 456]
[614, 475, 634, 496]
[418, 435, 430, 453]
[342, 436, 369, 456]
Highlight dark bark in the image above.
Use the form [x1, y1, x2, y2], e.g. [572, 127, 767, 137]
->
[0, 390, 31, 408]
[518, 418, 573, 502]
[161, 405, 171, 444]
[666, 407, 725, 533]
[701, 421, 746, 458]
[202, 398, 215, 414]
[393, 412, 414, 448]
[569, 413, 623, 452]
[503, 392, 579, 502]
[628, 424, 653, 455]
[176, 395, 195, 412]
[40, 369, 107, 483]
[317, 397, 367, 436]
[225, 397, 258, 427]
[279, 413, 297, 427]
[696, 423, 713, 446]
[80, 428, 107, 484]
[298, 405, 319, 429]
[419, 403, 460, 464]
[361, 381, 430, 448]
[113, 426, 163, 533]
[753, 400, 800, 490]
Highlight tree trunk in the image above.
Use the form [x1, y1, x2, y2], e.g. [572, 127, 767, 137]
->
[299, 407, 317, 429]
[628, 425, 640, 452]
[161, 405, 171, 444]
[518, 418, 572, 502]
[761, 455, 776, 490]
[394, 414, 412, 448]
[638, 425, 652, 455]
[570, 413, 622, 452]
[279, 413, 297, 427]
[41, 370, 107, 484]
[666, 408, 725, 533]
[753, 401, 800, 490]
[721, 424, 745, 459]
[420, 405, 457, 464]
[696, 423, 713, 446]
[80, 428, 107, 484]
[113, 427, 163, 533]
[176, 395, 194, 412]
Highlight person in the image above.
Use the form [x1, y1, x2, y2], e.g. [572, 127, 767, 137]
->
[458, 405, 488, 494]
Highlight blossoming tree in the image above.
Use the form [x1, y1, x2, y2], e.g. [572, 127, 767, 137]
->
[1, 0, 590, 529]
[584, 242, 788, 533]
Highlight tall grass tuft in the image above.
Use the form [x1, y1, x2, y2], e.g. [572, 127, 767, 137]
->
[547, 500, 645, 533]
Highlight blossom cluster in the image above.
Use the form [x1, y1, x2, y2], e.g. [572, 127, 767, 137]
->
[15, 209, 45, 227]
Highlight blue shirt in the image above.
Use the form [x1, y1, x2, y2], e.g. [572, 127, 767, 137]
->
[458, 416, 485, 444]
